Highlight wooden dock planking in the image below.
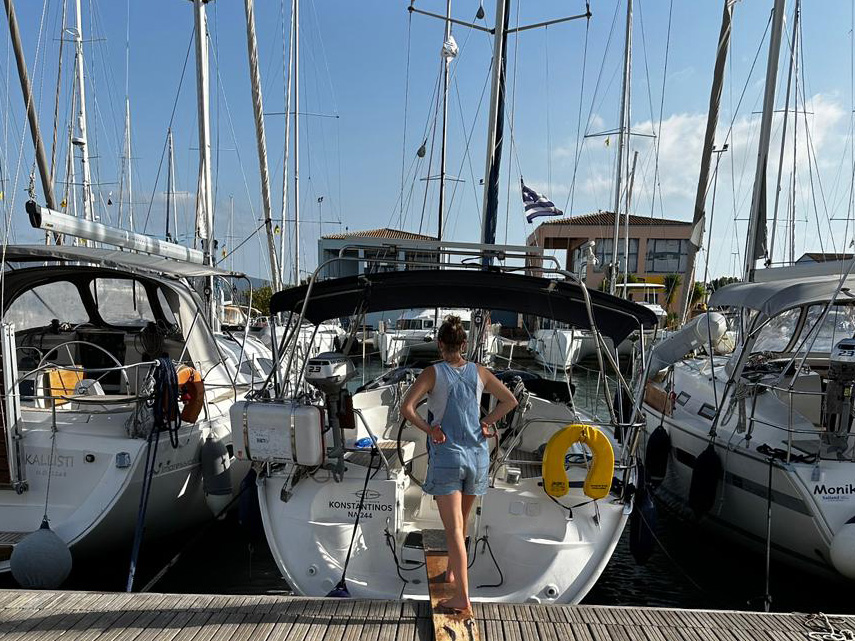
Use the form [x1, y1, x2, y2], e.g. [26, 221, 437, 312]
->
[422, 528, 481, 641]
[3, 590, 855, 641]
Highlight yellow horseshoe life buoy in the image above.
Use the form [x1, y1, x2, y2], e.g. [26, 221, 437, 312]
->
[542, 424, 615, 500]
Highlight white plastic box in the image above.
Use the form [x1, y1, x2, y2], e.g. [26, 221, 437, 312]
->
[230, 401, 325, 466]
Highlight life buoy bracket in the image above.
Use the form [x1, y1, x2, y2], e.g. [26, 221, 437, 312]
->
[542, 423, 615, 500]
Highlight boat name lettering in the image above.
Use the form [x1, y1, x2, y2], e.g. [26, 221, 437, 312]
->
[26, 453, 74, 468]
[327, 500, 392, 512]
[813, 483, 855, 498]
[158, 459, 196, 475]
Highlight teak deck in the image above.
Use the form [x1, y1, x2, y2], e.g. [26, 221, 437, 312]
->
[1, 588, 853, 641]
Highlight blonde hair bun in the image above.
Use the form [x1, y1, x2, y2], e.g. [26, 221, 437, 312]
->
[438, 315, 467, 351]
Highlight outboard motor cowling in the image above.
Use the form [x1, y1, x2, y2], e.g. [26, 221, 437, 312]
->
[306, 352, 356, 394]
[306, 352, 357, 480]
[824, 339, 855, 441]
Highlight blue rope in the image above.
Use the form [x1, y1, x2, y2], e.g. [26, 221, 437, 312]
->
[152, 357, 181, 448]
[125, 358, 182, 592]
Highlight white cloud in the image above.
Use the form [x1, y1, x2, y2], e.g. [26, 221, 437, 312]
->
[544, 93, 852, 277]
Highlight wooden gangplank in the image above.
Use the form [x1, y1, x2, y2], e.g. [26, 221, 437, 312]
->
[421, 529, 479, 641]
[3, 588, 855, 641]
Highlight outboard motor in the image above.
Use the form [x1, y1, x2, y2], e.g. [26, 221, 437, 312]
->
[306, 352, 356, 478]
[824, 338, 855, 449]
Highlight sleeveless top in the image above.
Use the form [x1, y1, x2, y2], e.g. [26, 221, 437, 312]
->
[426, 361, 486, 453]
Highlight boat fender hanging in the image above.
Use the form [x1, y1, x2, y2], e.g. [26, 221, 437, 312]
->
[542, 424, 614, 500]
[201, 430, 233, 518]
[629, 463, 657, 564]
[644, 425, 671, 487]
[830, 516, 855, 579]
[688, 443, 722, 515]
[177, 366, 205, 423]
[10, 518, 72, 589]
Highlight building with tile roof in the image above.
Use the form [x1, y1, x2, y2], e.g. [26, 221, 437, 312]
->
[527, 211, 694, 311]
[318, 228, 439, 280]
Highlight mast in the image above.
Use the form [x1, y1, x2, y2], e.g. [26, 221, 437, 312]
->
[679, 0, 735, 323]
[438, 0, 454, 241]
[280, 0, 295, 286]
[119, 0, 133, 230]
[193, 0, 216, 325]
[3, 0, 58, 212]
[622, 150, 639, 292]
[118, 98, 134, 229]
[293, 0, 301, 284]
[609, 0, 632, 296]
[72, 0, 94, 226]
[768, 0, 799, 267]
[166, 128, 174, 241]
[743, 0, 786, 282]
[244, 0, 282, 292]
[479, 0, 510, 257]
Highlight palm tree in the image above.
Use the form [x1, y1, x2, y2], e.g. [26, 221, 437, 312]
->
[663, 273, 682, 312]
[690, 281, 706, 309]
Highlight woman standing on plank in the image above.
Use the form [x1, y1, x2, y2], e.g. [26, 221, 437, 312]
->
[401, 315, 518, 612]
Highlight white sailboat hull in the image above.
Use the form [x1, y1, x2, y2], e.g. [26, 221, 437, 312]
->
[643, 361, 855, 579]
[0, 409, 249, 574]
[257, 385, 630, 604]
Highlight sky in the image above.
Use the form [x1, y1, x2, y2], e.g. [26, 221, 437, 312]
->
[2, 0, 855, 283]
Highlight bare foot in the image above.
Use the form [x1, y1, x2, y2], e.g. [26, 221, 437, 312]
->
[444, 569, 455, 585]
[438, 597, 470, 612]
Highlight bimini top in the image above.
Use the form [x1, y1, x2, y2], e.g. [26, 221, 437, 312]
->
[2, 245, 240, 278]
[270, 269, 658, 343]
[710, 275, 855, 317]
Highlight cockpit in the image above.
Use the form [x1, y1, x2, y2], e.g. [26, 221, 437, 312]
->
[5, 271, 190, 404]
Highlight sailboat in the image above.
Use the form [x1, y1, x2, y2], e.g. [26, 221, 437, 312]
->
[234, 0, 659, 604]
[0, 0, 253, 587]
[641, 0, 855, 589]
[377, 308, 472, 367]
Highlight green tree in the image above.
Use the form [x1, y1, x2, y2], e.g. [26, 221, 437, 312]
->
[599, 272, 639, 294]
[690, 281, 707, 308]
[247, 285, 274, 316]
[708, 276, 739, 293]
[663, 273, 683, 312]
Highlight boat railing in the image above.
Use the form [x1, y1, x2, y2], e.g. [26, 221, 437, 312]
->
[744, 379, 854, 463]
[14, 359, 214, 412]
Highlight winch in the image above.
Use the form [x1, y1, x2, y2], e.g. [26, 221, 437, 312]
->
[824, 338, 855, 438]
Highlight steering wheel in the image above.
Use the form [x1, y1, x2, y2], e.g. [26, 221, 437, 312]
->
[16, 345, 44, 363]
[37, 340, 131, 393]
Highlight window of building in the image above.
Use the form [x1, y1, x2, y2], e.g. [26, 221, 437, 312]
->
[645, 239, 688, 274]
[404, 250, 439, 270]
[362, 249, 398, 274]
[593, 238, 638, 273]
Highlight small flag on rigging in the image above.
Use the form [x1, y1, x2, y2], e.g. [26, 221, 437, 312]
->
[521, 179, 563, 223]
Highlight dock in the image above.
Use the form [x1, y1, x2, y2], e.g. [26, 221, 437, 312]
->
[2, 589, 854, 641]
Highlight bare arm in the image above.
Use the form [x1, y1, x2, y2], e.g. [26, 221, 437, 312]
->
[479, 367, 518, 431]
[400, 367, 437, 436]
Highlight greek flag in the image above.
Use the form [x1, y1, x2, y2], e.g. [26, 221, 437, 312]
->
[521, 179, 563, 223]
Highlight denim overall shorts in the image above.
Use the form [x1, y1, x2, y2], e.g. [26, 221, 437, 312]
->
[423, 361, 489, 496]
